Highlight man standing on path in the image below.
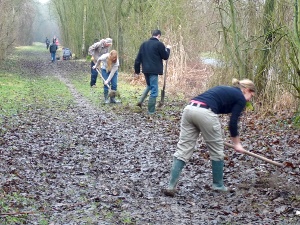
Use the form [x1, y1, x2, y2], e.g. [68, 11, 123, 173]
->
[88, 38, 113, 87]
[134, 29, 171, 115]
[49, 39, 58, 63]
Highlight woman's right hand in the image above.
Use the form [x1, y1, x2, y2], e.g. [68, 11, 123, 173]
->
[231, 136, 246, 153]
[233, 142, 246, 153]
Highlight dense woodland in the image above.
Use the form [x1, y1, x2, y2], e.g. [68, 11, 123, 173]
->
[0, 1, 299, 223]
[0, 0, 300, 119]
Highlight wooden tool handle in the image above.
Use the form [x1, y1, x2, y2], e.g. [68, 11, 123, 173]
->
[96, 68, 110, 88]
[224, 142, 284, 167]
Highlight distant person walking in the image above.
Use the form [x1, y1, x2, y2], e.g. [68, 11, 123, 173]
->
[88, 38, 112, 87]
[49, 40, 58, 62]
[55, 38, 59, 46]
[45, 37, 50, 49]
[92, 50, 120, 103]
[134, 29, 171, 114]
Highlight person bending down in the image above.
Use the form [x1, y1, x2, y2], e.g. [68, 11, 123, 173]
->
[93, 50, 120, 104]
[88, 38, 113, 87]
[163, 78, 256, 197]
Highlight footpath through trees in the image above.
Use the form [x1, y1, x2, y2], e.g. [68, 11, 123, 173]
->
[0, 44, 299, 224]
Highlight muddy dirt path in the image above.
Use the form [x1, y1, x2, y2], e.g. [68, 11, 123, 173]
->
[0, 47, 299, 224]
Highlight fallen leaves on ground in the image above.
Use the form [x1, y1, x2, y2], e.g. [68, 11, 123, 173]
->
[0, 47, 299, 224]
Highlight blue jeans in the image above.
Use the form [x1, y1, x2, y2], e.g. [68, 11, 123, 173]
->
[90, 61, 98, 86]
[51, 52, 56, 62]
[101, 68, 118, 91]
[144, 73, 158, 97]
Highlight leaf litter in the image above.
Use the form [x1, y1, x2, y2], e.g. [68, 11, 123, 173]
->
[0, 48, 299, 224]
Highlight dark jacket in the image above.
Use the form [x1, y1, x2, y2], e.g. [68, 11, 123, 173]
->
[49, 43, 58, 53]
[134, 37, 170, 75]
[192, 86, 246, 137]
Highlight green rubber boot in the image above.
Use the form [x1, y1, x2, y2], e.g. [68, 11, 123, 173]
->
[104, 90, 110, 104]
[163, 158, 186, 197]
[137, 87, 150, 108]
[148, 97, 156, 114]
[212, 160, 228, 191]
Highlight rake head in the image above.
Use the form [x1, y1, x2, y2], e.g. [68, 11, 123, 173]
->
[108, 90, 121, 98]
[108, 90, 116, 98]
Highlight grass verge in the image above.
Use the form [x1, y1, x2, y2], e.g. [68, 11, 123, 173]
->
[0, 73, 73, 123]
[70, 71, 186, 117]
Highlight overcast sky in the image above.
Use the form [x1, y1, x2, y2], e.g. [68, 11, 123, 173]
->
[39, 0, 50, 4]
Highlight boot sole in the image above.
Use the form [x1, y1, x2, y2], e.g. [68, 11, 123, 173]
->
[162, 189, 176, 197]
[212, 187, 228, 192]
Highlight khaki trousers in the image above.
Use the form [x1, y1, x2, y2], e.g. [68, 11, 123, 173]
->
[174, 105, 224, 162]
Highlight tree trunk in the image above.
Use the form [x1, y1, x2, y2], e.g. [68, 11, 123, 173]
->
[228, 0, 246, 78]
[254, 0, 276, 95]
[82, 0, 87, 56]
[99, 0, 111, 37]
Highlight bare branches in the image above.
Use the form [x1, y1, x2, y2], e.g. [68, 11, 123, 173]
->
[0, 0, 35, 60]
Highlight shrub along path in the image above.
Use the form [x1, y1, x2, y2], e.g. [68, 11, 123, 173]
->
[0, 44, 299, 224]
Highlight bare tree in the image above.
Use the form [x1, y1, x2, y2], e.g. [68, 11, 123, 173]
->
[254, 0, 276, 95]
[46, 0, 300, 112]
[0, 0, 35, 60]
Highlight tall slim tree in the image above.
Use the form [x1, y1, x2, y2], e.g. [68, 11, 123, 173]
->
[254, 0, 276, 95]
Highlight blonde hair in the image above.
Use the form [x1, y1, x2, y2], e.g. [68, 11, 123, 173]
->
[107, 50, 118, 72]
[232, 78, 256, 92]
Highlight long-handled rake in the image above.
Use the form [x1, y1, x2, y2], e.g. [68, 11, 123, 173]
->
[96, 68, 116, 98]
[224, 142, 291, 167]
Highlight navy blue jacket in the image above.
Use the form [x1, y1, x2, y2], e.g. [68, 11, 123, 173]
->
[49, 43, 58, 53]
[134, 37, 170, 75]
[192, 86, 246, 137]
